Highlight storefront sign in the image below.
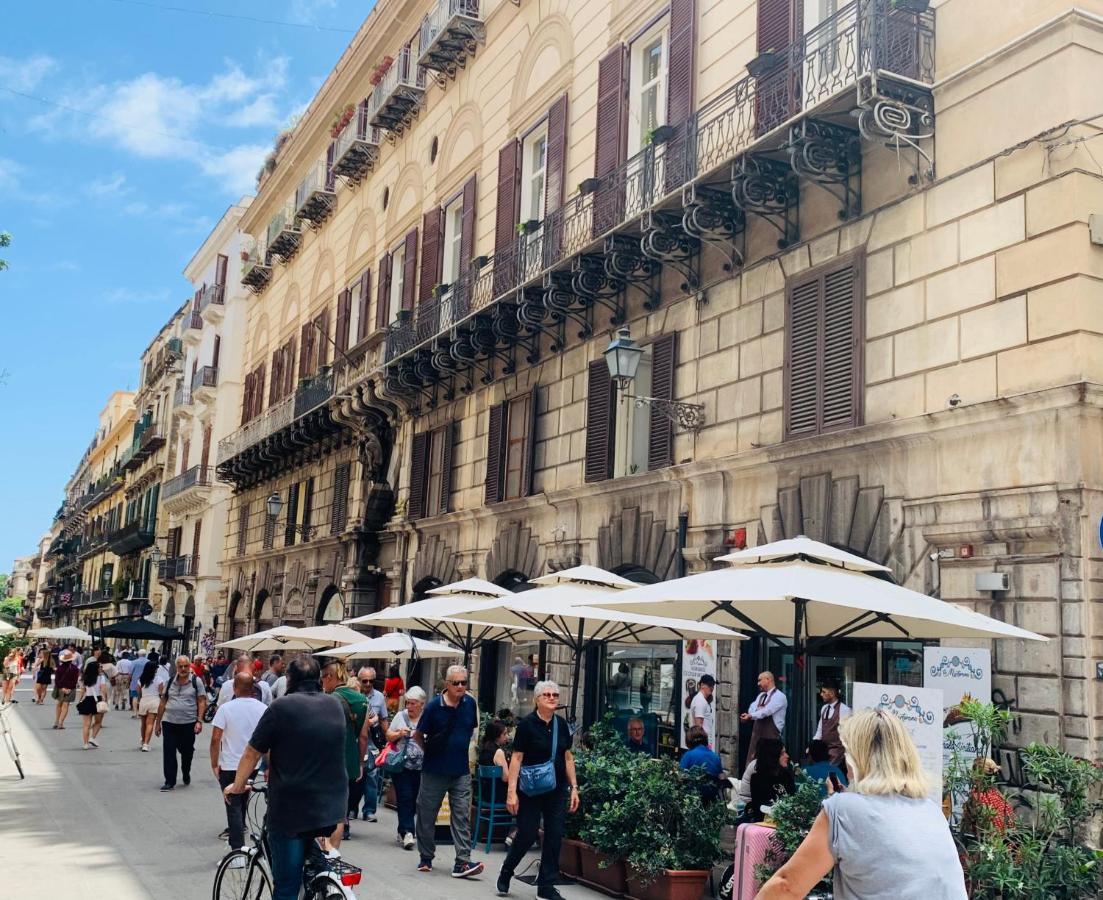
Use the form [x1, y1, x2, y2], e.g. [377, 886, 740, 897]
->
[680, 639, 716, 748]
[925, 647, 991, 811]
[852, 681, 943, 802]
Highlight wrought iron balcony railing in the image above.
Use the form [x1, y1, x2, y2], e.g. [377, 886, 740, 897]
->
[199, 282, 225, 313]
[332, 104, 379, 184]
[106, 519, 156, 555]
[242, 242, 273, 293]
[419, 0, 485, 83]
[216, 370, 334, 465]
[266, 201, 303, 262]
[383, 0, 933, 372]
[192, 365, 218, 393]
[158, 555, 197, 581]
[162, 465, 213, 500]
[367, 45, 426, 135]
[174, 385, 193, 410]
[295, 160, 337, 226]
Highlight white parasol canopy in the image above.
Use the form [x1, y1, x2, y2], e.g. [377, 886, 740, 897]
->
[278, 623, 369, 648]
[0, 620, 18, 636]
[426, 578, 513, 598]
[315, 634, 463, 660]
[41, 626, 93, 642]
[218, 627, 317, 652]
[715, 535, 891, 574]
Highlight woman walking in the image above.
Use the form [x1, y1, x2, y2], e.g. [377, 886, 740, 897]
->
[2, 648, 23, 704]
[756, 708, 967, 899]
[384, 664, 405, 716]
[33, 648, 54, 705]
[385, 685, 426, 850]
[497, 680, 578, 900]
[53, 649, 80, 729]
[77, 660, 108, 749]
[136, 659, 160, 751]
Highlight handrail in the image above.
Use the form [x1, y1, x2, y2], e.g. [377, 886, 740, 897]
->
[334, 104, 377, 161]
[420, 0, 481, 53]
[367, 45, 426, 125]
[162, 465, 213, 500]
[192, 365, 218, 392]
[266, 200, 300, 248]
[199, 282, 225, 312]
[295, 159, 335, 211]
[217, 371, 333, 464]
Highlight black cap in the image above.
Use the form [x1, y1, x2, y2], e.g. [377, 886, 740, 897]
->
[698, 674, 716, 687]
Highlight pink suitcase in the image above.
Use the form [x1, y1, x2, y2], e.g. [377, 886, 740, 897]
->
[733, 822, 775, 899]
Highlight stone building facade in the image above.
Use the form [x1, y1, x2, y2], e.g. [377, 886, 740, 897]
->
[228, 0, 1103, 764]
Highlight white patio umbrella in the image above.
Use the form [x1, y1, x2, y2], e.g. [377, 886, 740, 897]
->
[218, 627, 317, 653]
[43, 626, 93, 642]
[315, 634, 463, 661]
[594, 535, 1046, 747]
[277, 623, 368, 648]
[0, 620, 18, 636]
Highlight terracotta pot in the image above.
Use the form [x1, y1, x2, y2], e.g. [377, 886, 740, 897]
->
[578, 843, 628, 897]
[626, 867, 711, 900]
[560, 838, 584, 878]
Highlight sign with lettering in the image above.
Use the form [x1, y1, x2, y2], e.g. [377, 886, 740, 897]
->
[680, 639, 717, 749]
[852, 681, 943, 802]
[925, 647, 991, 812]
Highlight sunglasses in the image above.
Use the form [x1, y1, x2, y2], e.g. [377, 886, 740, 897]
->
[540, 692, 560, 699]
[359, 680, 372, 685]
[449, 680, 468, 686]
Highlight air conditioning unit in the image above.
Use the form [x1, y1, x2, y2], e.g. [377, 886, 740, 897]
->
[975, 571, 1010, 592]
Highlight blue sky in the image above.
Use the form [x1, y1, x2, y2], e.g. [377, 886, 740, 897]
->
[0, 0, 371, 570]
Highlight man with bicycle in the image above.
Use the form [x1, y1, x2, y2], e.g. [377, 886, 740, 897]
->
[224, 656, 348, 900]
[210, 671, 267, 856]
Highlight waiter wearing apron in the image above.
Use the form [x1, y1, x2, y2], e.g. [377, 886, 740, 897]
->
[812, 679, 850, 766]
[740, 671, 788, 762]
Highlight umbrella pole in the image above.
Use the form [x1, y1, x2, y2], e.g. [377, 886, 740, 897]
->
[568, 620, 586, 725]
[463, 623, 472, 671]
[792, 598, 807, 756]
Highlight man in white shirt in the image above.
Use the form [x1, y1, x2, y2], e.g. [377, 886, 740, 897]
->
[217, 657, 272, 706]
[812, 679, 850, 765]
[689, 674, 716, 748]
[115, 653, 134, 711]
[209, 672, 268, 851]
[740, 671, 787, 762]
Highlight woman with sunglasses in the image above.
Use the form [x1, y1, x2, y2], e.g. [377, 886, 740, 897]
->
[496, 680, 578, 900]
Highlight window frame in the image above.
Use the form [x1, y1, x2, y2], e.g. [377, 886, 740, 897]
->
[628, 19, 669, 156]
[503, 393, 532, 501]
[519, 122, 549, 227]
[388, 240, 407, 325]
[440, 194, 465, 291]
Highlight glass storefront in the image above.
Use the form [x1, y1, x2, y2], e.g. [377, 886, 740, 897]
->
[490, 640, 543, 719]
[599, 642, 680, 755]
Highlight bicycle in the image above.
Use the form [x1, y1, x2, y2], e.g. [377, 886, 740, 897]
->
[212, 782, 362, 900]
[0, 703, 25, 779]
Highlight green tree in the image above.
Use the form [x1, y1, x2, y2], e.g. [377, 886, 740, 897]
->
[0, 596, 24, 622]
[0, 231, 9, 271]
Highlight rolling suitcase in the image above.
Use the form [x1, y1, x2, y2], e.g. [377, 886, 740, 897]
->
[733, 822, 775, 899]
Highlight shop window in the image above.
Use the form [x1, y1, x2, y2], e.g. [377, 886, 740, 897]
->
[602, 642, 679, 753]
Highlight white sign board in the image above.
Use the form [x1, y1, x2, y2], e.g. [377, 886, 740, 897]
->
[680, 639, 717, 748]
[925, 648, 991, 811]
[852, 681, 943, 802]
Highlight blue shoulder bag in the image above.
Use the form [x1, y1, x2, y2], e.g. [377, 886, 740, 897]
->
[518, 717, 558, 797]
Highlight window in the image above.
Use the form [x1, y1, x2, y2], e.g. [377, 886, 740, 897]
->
[388, 242, 406, 324]
[284, 483, 300, 547]
[613, 346, 652, 478]
[426, 428, 447, 517]
[783, 253, 863, 439]
[237, 503, 249, 556]
[520, 125, 548, 227]
[629, 23, 668, 155]
[409, 424, 453, 520]
[484, 388, 538, 503]
[347, 286, 361, 348]
[440, 196, 464, 290]
[503, 393, 532, 500]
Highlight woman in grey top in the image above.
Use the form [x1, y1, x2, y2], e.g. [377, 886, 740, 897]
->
[756, 708, 967, 900]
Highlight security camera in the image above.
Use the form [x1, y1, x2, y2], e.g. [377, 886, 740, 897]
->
[929, 552, 940, 562]
[947, 394, 962, 408]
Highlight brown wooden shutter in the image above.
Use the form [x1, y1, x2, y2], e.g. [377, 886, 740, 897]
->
[402, 227, 419, 312]
[215, 253, 228, 285]
[668, 0, 697, 123]
[545, 94, 569, 215]
[301, 477, 315, 540]
[357, 269, 372, 342]
[316, 310, 330, 367]
[821, 260, 862, 431]
[284, 336, 297, 396]
[521, 386, 538, 497]
[270, 349, 282, 404]
[336, 288, 351, 352]
[300, 322, 313, 379]
[460, 175, 477, 269]
[191, 519, 202, 565]
[331, 463, 351, 535]
[254, 362, 265, 417]
[758, 0, 796, 51]
[200, 425, 211, 470]
[784, 275, 822, 439]
[180, 438, 190, 473]
[755, 0, 800, 135]
[376, 253, 392, 330]
[494, 139, 521, 295]
[584, 358, 614, 482]
[212, 334, 221, 369]
[438, 422, 454, 515]
[420, 208, 443, 304]
[647, 333, 677, 471]
[284, 482, 300, 546]
[484, 401, 506, 503]
[167, 526, 182, 559]
[241, 372, 253, 425]
[408, 431, 430, 520]
[237, 503, 249, 556]
[593, 45, 628, 236]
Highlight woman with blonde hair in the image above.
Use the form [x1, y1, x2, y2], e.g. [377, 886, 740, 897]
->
[756, 708, 966, 900]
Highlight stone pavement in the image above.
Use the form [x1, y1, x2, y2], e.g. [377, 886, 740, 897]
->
[0, 676, 606, 899]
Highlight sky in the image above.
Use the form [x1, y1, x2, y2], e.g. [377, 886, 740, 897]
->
[0, 0, 373, 570]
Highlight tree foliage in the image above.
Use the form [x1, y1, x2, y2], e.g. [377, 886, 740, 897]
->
[0, 231, 9, 271]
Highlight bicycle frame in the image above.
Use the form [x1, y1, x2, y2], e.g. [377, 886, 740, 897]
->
[0, 703, 24, 779]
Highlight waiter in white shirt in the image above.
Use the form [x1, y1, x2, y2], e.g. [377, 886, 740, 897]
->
[740, 671, 787, 761]
[812, 678, 850, 765]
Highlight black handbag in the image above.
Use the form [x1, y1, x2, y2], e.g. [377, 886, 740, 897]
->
[76, 695, 97, 716]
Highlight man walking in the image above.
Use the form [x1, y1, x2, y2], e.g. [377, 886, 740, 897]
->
[321, 659, 367, 847]
[224, 657, 347, 900]
[154, 655, 207, 791]
[115, 651, 133, 711]
[129, 648, 148, 720]
[356, 666, 388, 822]
[218, 657, 272, 705]
[412, 664, 483, 878]
[210, 672, 267, 853]
[261, 654, 284, 688]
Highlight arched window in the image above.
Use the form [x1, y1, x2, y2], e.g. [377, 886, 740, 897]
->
[228, 590, 246, 639]
[255, 590, 273, 631]
[316, 586, 346, 625]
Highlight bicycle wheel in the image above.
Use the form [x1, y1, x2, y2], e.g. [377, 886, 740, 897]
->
[1, 717, 23, 779]
[213, 850, 271, 900]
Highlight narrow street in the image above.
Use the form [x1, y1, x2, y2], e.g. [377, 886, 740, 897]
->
[0, 677, 597, 899]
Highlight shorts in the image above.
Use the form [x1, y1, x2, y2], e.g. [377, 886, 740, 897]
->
[53, 687, 73, 703]
[138, 696, 161, 716]
[3, 672, 18, 682]
[129, 689, 139, 700]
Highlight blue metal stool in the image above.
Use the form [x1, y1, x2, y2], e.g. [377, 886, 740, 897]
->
[474, 764, 514, 852]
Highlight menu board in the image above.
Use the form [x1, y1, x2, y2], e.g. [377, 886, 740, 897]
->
[852, 681, 944, 802]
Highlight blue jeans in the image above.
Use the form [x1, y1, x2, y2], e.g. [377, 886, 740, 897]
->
[266, 829, 312, 900]
[361, 765, 382, 816]
[392, 768, 421, 836]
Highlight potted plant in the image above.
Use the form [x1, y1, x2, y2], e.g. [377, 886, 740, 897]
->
[579, 177, 601, 195]
[645, 124, 677, 146]
[329, 102, 356, 139]
[747, 48, 783, 78]
[891, 0, 929, 12]
[755, 770, 831, 894]
[517, 219, 542, 236]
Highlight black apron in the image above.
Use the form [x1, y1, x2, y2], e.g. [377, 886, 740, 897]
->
[747, 689, 780, 762]
[820, 702, 845, 766]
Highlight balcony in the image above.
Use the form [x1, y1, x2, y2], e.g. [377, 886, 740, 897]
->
[367, 45, 427, 135]
[295, 160, 336, 227]
[242, 244, 272, 293]
[186, 310, 203, 331]
[192, 364, 218, 401]
[173, 384, 195, 415]
[380, 0, 934, 401]
[199, 282, 226, 323]
[161, 465, 214, 515]
[418, 0, 485, 84]
[216, 370, 338, 488]
[107, 519, 156, 555]
[136, 423, 166, 459]
[71, 589, 111, 609]
[332, 104, 379, 185]
[267, 202, 303, 262]
[158, 555, 197, 583]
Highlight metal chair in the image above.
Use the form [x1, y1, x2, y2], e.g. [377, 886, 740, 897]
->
[474, 764, 514, 852]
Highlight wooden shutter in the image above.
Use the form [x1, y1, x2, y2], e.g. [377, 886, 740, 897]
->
[301, 477, 315, 540]
[484, 401, 506, 504]
[545, 94, 569, 216]
[593, 45, 628, 236]
[420, 208, 443, 304]
[237, 503, 249, 556]
[647, 333, 677, 471]
[408, 431, 430, 520]
[166, 526, 182, 560]
[402, 227, 419, 312]
[668, 0, 696, 124]
[270, 348, 282, 404]
[521, 386, 538, 497]
[784, 276, 821, 438]
[584, 358, 614, 483]
[755, 0, 800, 136]
[357, 269, 372, 343]
[331, 463, 351, 535]
[191, 520, 202, 564]
[253, 362, 265, 417]
[758, 0, 796, 52]
[336, 288, 351, 352]
[215, 253, 228, 286]
[438, 422, 455, 515]
[376, 253, 392, 330]
[300, 322, 313, 379]
[316, 310, 330, 367]
[200, 425, 211, 470]
[494, 139, 521, 295]
[212, 334, 221, 369]
[284, 483, 300, 546]
[180, 438, 190, 473]
[241, 372, 253, 425]
[284, 336, 297, 397]
[460, 175, 477, 269]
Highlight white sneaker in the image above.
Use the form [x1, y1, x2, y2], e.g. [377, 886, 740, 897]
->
[227, 856, 246, 870]
[89, 738, 99, 748]
[403, 833, 415, 850]
[82, 742, 90, 750]
[141, 743, 149, 752]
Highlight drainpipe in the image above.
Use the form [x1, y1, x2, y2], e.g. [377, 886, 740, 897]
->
[676, 510, 689, 578]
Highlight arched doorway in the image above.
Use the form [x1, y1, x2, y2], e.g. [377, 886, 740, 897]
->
[183, 595, 195, 654]
[228, 590, 246, 639]
[316, 586, 346, 625]
[254, 590, 273, 631]
[163, 595, 177, 629]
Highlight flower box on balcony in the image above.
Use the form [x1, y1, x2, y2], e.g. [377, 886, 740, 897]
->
[579, 177, 601, 196]
[746, 50, 783, 78]
[518, 219, 542, 236]
[647, 124, 677, 146]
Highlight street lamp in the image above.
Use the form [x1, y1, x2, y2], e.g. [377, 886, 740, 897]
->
[148, 544, 164, 565]
[266, 492, 283, 520]
[602, 326, 706, 432]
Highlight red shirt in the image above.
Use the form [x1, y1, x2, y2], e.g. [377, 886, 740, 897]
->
[191, 662, 206, 678]
[384, 676, 405, 700]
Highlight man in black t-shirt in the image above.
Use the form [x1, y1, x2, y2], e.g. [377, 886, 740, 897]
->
[224, 656, 347, 900]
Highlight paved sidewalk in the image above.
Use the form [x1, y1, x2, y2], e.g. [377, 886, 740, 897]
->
[0, 676, 602, 898]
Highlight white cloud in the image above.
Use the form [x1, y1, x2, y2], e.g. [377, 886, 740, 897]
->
[290, 0, 338, 23]
[102, 287, 172, 306]
[200, 143, 270, 195]
[232, 95, 281, 128]
[0, 157, 25, 192]
[87, 173, 130, 198]
[0, 54, 56, 93]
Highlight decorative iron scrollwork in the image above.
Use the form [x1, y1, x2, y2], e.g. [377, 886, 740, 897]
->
[572, 254, 625, 325]
[731, 155, 799, 249]
[681, 183, 746, 272]
[857, 74, 935, 184]
[543, 270, 591, 351]
[787, 119, 861, 220]
[604, 235, 662, 311]
[640, 210, 701, 295]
